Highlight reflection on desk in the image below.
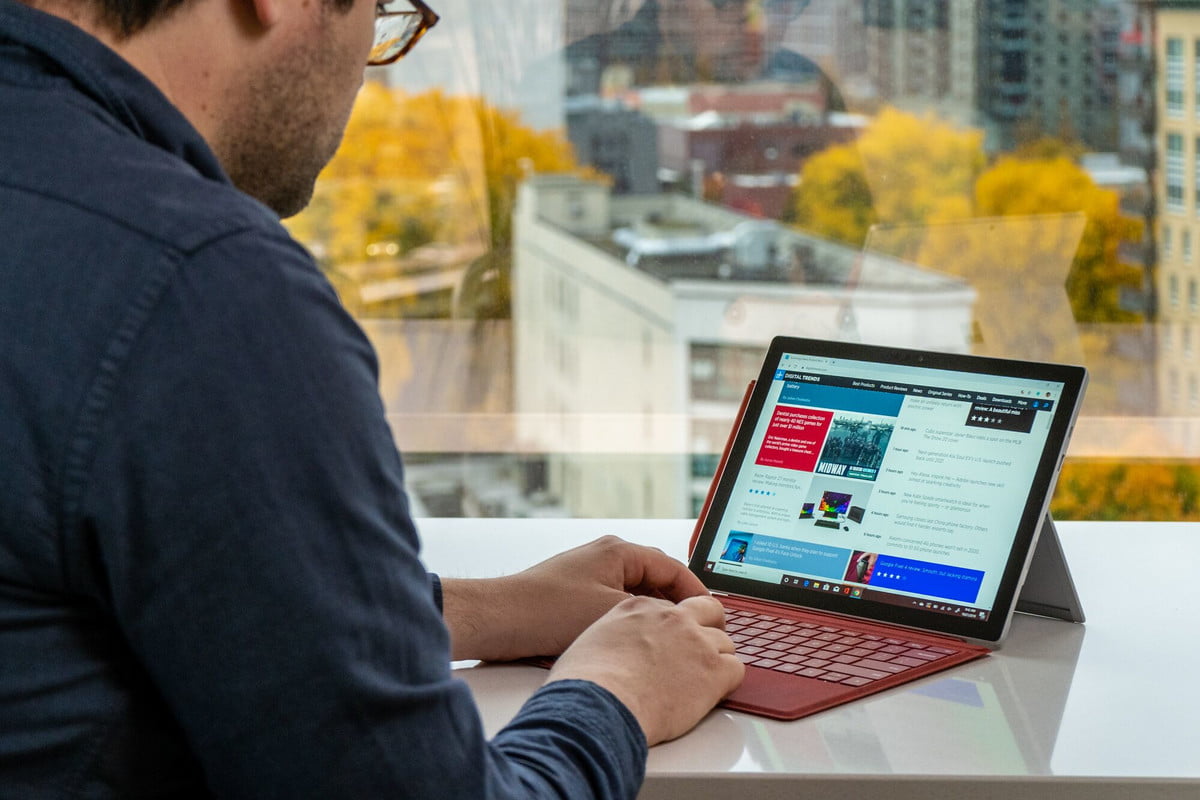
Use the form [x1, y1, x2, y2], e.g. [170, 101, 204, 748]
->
[419, 518, 1200, 800]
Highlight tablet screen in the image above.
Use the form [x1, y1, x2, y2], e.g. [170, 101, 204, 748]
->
[690, 337, 1087, 643]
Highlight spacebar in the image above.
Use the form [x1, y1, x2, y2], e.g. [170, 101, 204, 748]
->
[829, 663, 892, 681]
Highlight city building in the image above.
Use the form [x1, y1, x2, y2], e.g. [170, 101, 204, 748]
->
[511, 174, 975, 518]
[777, 0, 870, 99]
[566, 98, 661, 194]
[584, 83, 863, 218]
[1156, 0, 1200, 419]
[1117, 0, 1157, 163]
[861, 0, 1124, 151]
[862, 0, 956, 110]
[656, 111, 862, 217]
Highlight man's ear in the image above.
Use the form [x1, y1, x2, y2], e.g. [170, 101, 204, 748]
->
[247, 0, 283, 29]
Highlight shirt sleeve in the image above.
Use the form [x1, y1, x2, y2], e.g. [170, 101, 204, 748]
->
[66, 227, 646, 800]
[430, 572, 444, 612]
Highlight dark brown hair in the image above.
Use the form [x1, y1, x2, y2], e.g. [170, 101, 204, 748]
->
[97, 0, 353, 38]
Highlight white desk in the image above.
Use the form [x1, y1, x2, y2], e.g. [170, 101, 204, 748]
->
[419, 518, 1200, 800]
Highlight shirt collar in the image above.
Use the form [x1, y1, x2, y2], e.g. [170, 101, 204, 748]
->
[0, 0, 228, 183]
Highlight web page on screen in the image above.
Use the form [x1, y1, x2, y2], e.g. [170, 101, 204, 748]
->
[703, 352, 1067, 621]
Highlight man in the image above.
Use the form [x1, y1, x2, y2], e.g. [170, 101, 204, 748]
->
[565, 0, 844, 112]
[0, 0, 743, 795]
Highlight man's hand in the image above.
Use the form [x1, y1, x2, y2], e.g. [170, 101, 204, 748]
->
[440, 535, 708, 662]
[547, 594, 745, 745]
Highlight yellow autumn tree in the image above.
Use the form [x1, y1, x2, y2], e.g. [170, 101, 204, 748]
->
[789, 108, 1142, 347]
[789, 107, 985, 247]
[1052, 460, 1200, 520]
[286, 82, 588, 286]
[974, 155, 1143, 324]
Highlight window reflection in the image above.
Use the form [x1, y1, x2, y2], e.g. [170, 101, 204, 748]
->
[283, 0, 1200, 521]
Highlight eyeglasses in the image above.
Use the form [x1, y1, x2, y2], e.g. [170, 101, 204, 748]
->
[368, 0, 439, 67]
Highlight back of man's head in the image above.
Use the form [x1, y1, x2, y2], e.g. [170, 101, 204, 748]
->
[102, 0, 187, 36]
[23, 0, 190, 37]
[26, 0, 351, 39]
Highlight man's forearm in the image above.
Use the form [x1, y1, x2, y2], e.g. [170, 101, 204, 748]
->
[440, 576, 526, 662]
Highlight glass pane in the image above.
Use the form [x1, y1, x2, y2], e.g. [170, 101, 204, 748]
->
[285, 0, 1200, 521]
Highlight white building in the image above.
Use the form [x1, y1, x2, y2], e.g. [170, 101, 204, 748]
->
[512, 174, 976, 518]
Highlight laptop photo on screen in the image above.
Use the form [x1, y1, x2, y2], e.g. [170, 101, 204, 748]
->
[687, 336, 1088, 720]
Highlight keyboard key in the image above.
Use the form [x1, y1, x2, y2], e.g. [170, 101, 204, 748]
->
[892, 656, 932, 668]
[856, 658, 911, 674]
[818, 672, 851, 683]
[831, 663, 891, 681]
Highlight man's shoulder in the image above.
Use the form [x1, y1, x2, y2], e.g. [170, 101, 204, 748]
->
[1, 94, 282, 258]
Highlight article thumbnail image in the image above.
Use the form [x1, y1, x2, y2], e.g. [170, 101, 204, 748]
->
[844, 550, 879, 584]
[720, 534, 752, 563]
[816, 415, 894, 482]
[799, 476, 873, 530]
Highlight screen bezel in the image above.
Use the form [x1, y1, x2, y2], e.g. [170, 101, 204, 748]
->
[687, 336, 1088, 644]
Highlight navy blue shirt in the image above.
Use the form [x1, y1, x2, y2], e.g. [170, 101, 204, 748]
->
[0, 1, 646, 796]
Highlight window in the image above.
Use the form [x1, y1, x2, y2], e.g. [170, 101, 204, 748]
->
[279, 0, 1196, 522]
[1195, 39, 1200, 117]
[1168, 134, 1185, 213]
[1168, 37, 1185, 117]
[1194, 138, 1200, 214]
[689, 344, 764, 403]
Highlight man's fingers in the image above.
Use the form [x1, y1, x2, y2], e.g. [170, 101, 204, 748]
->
[676, 594, 727, 628]
[618, 540, 709, 601]
[706, 625, 737, 654]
